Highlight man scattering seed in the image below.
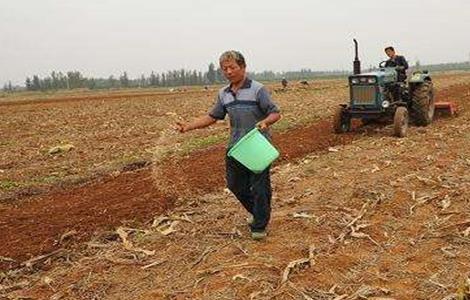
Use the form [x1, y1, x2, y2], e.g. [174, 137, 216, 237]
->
[176, 50, 281, 240]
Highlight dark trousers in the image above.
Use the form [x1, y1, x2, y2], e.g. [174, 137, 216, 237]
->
[226, 156, 272, 232]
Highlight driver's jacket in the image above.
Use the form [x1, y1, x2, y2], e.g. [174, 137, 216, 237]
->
[385, 55, 409, 82]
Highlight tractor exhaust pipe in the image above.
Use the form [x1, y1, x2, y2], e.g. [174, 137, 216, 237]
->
[353, 39, 361, 75]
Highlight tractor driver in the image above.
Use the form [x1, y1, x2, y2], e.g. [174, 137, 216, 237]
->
[384, 46, 409, 82]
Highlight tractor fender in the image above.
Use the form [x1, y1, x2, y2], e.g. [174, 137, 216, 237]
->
[409, 72, 432, 83]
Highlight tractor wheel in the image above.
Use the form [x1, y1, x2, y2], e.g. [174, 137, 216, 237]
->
[412, 81, 435, 126]
[393, 106, 409, 138]
[333, 106, 351, 133]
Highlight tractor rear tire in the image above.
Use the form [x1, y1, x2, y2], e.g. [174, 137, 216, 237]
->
[333, 106, 351, 133]
[412, 81, 435, 126]
[393, 106, 409, 138]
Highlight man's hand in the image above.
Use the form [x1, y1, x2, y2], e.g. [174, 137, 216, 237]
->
[175, 121, 188, 133]
[175, 115, 217, 133]
[257, 121, 269, 131]
[257, 113, 281, 131]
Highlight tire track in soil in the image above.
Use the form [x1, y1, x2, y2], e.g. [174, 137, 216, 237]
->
[1, 83, 467, 270]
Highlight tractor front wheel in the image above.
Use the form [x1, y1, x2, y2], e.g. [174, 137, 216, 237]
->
[393, 106, 409, 138]
[333, 106, 351, 133]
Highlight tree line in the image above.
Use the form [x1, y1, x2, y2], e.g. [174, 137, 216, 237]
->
[3, 60, 470, 93]
[8, 64, 349, 92]
[18, 63, 227, 92]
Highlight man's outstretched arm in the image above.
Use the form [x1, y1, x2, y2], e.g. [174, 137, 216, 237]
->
[176, 115, 217, 133]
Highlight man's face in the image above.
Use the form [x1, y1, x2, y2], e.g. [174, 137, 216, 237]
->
[385, 49, 396, 58]
[220, 59, 246, 84]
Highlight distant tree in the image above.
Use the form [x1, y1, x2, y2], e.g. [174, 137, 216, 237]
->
[170, 70, 178, 86]
[51, 71, 59, 89]
[215, 67, 224, 83]
[55, 72, 66, 89]
[180, 69, 186, 86]
[190, 70, 198, 85]
[32, 75, 41, 91]
[120, 72, 129, 88]
[198, 71, 203, 85]
[155, 73, 160, 86]
[149, 71, 157, 86]
[108, 75, 116, 88]
[66, 71, 83, 89]
[42, 77, 52, 91]
[207, 63, 216, 84]
[139, 74, 147, 88]
[87, 78, 96, 90]
[167, 71, 174, 86]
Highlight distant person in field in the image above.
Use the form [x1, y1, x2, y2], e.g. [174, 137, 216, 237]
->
[281, 77, 288, 89]
[384, 46, 409, 82]
[176, 50, 281, 240]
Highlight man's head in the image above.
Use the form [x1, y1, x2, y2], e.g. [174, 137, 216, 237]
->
[385, 46, 396, 59]
[219, 50, 246, 84]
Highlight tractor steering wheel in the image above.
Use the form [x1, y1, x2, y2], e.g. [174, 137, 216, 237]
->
[379, 61, 389, 68]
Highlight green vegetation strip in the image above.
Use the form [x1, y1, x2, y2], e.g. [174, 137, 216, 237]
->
[0, 180, 21, 191]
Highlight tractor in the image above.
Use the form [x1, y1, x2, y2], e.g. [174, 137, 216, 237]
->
[334, 39, 438, 137]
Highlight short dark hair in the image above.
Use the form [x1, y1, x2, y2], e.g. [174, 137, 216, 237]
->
[219, 50, 246, 68]
[385, 46, 395, 52]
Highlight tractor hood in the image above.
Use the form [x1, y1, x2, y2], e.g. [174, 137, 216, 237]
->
[350, 68, 397, 85]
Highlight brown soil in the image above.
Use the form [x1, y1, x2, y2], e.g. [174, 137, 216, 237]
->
[1, 80, 469, 300]
[0, 89, 211, 107]
[0, 170, 172, 269]
[0, 117, 355, 268]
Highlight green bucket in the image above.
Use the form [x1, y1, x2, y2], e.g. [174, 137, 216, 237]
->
[227, 128, 280, 173]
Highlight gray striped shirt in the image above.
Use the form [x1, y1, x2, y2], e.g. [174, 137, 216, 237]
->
[209, 78, 280, 148]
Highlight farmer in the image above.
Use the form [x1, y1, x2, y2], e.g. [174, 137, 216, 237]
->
[176, 50, 281, 240]
[281, 77, 288, 89]
[384, 46, 409, 82]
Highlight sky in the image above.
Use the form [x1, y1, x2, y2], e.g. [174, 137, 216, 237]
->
[1, 0, 470, 85]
